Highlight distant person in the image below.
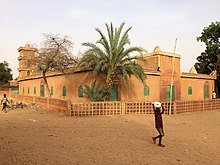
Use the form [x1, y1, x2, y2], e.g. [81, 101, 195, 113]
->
[151, 101, 165, 147]
[1, 94, 9, 113]
[212, 91, 216, 99]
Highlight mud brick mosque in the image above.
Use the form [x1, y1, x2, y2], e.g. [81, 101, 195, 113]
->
[17, 44, 216, 103]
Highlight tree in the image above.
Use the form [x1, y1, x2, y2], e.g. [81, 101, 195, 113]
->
[36, 34, 77, 97]
[195, 21, 220, 74]
[0, 61, 13, 85]
[77, 22, 146, 99]
[82, 80, 108, 101]
[195, 21, 220, 97]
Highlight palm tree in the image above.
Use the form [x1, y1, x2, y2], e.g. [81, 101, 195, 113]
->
[78, 22, 146, 97]
[82, 80, 108, 101]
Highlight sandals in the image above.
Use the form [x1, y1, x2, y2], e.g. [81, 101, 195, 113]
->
[152, 137, 165, 147]
[158, 144, 165, 147]
[152, 137, 156, 144]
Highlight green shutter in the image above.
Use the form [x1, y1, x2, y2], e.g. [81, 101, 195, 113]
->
[11, 90, 18, 95]
[78, 85, 83, 97]
[34, 87, 36, 94]
[166, 86, 175, 101]
[110, 84, 118, 101]
[62, 86, 66, 96]
[28, 87, 30, 94]
[144, 85, 150, 96]
[205, 85, 209, 100]
[51, 86, 54, 96]
[188, 87, 192, 95]
[40, 85, 45, 97]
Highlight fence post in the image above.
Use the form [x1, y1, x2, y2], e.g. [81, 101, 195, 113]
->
[33, 96, 35, 104]
[23, 95, 25, 103]
[47, 98, 49, 110]
[66, 99, 72, 116]
[121, 102, 125, 114]
[8, 88, 11, 97]
[202, 101, 204, 111]
[173, 102, 177, 114]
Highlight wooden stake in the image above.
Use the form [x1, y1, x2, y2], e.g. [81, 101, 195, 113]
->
[169, 38, 178, 115]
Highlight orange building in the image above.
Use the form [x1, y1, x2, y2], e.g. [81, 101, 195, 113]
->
[17, 44, 216, 103]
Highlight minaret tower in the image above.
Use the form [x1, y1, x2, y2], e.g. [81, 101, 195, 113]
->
[17, 44, 37, 79]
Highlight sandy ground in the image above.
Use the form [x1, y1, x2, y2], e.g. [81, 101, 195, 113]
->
[0, 106, 220, 165]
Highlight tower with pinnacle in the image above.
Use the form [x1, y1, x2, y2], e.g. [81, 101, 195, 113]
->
[17, 44, 37, 79]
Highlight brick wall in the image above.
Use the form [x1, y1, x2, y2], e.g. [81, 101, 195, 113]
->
[9, 94, 71, 116]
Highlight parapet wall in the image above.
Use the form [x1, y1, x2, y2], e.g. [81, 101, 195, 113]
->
[10, 94, 71, 116]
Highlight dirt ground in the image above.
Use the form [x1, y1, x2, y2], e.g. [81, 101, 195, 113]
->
[0, 106, 220, 165]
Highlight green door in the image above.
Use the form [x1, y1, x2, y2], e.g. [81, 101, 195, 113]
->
[40, 85, 45, 97]
[110, 84, 118, 101]
[166, 86, 175, 102]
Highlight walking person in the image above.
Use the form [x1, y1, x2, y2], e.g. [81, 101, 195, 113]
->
[212, 91, 217, 99]
[1, 94, 9, 113]
[151, 101, 165, 147]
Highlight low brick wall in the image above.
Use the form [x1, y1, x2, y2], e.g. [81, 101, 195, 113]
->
[71, 102, 122, 116]
[9, 94, 71, 116]
[175, 99, 220, 114]
[71, 99, 220, 116]
[8, 93, 220, 117]
[71, 101, 174, 116]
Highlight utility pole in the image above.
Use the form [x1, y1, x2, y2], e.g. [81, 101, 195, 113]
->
[169, 38, 178, 115]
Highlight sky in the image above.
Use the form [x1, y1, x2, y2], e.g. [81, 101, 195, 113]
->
[0, 0, 220, 78]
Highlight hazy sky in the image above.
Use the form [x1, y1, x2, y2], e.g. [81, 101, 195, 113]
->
[0, 0, 220, 78]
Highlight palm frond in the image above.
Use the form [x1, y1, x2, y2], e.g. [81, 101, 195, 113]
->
[95, 28, 111, 55]
[82, 80, 108, 101]
[79, 22, 147, 93]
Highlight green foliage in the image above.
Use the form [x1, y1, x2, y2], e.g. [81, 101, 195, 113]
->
[195, 21, 220, 74]
[0, 61, 13, 85]
[196, 21, 220, 97]
[82, 80, 108, 101]
[78, 22, 146, 92]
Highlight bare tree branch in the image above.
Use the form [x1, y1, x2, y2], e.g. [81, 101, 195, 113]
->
[35, 33, 77, 97]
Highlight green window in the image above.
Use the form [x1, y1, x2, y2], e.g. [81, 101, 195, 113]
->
[62, 86, 66, 96]
[40, 85, 45, 97]
[51, 86, 54, 96]
[144, 85, 150, 96]
[23, 87, 25, 94]
[11, 90, 18, 95]
[188, 86, 192, 95]
[166, 86, 175, 101]
[204, 84, 209, 100]
[34, 87, 36, 94]
[78, 85, 83, 97]
[28, 87, 30, 94]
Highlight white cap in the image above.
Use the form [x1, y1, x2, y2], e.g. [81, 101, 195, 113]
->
[152, 101, 161, 108]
